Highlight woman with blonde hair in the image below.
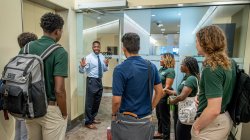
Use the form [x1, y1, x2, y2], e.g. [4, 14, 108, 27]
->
[154, 53, 175, 140]
[192, 25, 236, 140]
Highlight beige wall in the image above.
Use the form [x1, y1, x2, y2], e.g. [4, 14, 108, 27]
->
[23, 0, 54, 37]
[0, 1, 23, 140]
[47, 0, 71, 9]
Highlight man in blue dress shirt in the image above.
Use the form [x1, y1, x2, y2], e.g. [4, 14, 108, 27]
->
[79, 41, 109, 129]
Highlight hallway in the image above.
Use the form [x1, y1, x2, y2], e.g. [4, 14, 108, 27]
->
[65, 94, 175, 140]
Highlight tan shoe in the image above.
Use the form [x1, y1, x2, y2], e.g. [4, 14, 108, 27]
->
[85, 124, 97, 129]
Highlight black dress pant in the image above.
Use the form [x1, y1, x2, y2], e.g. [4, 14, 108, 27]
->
[84, 77, 103, 125]
[156, 96, 170, 140]
[176, 120, 192, 140]
[173, 105, 178, 140]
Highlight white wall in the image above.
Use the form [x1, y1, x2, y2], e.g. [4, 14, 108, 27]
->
[179, 7, 207, 58]
[124, 10, 151, 55]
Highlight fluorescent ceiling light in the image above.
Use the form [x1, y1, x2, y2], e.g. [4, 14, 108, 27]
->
[158, 24, 163, 27]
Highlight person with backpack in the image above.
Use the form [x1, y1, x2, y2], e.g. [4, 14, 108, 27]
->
[20, 13, 68, 140]
[191, 25, 236, 140]
[14, 32, 38, 140]
[165, 56, 199, 140]
[111, 33, 163, 140]
[154, 53, 175, 140]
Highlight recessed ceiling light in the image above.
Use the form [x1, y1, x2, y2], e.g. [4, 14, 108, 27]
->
[97, 17, 101, 19]
[137, 6, 142, 9]
[152, 15, 156, 17]
[161, 29, 166, 31]
[178, 13, 181, 16]
[178, 3, 184, 7]
[158, 24, 163, 27]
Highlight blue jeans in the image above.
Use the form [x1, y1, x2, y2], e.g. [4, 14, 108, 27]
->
[15, 119, 28, 140]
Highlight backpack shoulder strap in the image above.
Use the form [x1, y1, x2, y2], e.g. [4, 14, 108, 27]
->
[145, 59, 152, 106]
[40, 44, 62, 60]
[23, 42, 30, 54]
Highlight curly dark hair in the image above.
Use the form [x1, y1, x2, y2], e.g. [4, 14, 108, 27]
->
[17, 32, 38, 48]
[183, 56, 200, 79]
[40, 12, 64, 33]
[121, 32, 140, 54]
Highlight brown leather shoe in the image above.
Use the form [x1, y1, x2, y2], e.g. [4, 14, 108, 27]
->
[93, 120, 101, 124]
[85, 124, 97, 129]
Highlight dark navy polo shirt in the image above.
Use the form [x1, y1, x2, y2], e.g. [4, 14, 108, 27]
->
[112, 56, 161, 118]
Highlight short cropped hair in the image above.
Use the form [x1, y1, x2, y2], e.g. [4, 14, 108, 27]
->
[17, 32, 38, 48]
[92, 41, 100, 46]
[121, 33, 140, 54]
[40, 12, 64, 33]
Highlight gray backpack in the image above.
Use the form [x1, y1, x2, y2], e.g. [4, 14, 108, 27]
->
[1, 43, 61, 119]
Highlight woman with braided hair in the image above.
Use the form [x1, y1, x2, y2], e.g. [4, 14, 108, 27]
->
[191, 25, 236, 140]
[154, 53, 175, 140]
[165, 56, 200, 140]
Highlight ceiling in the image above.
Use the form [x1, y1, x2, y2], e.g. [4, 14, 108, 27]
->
[150, 8, 181, 34]
[82, 4, 247, 40]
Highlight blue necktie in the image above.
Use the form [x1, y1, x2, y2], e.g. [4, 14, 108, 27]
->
[97, 55, 102, 78]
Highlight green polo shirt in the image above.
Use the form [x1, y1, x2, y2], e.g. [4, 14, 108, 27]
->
[159, 67, 175, 88]
[177, 75, 198, 97]
[197, 65, 236, 117]
[20, 36, 68, 101]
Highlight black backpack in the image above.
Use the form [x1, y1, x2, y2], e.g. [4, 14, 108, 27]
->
[227, 61, 250, 125]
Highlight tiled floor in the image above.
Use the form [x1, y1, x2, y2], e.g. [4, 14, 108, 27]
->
[66, 96, 175, 140]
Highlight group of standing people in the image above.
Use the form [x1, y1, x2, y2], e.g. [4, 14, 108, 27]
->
[11, 12, 235, 140]
[110, 25, 236, 140]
